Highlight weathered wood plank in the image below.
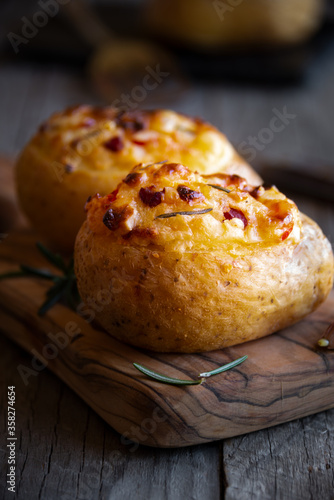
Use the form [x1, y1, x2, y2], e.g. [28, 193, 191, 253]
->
[0, 333, 220, 500]
[223, 410, 334, 500]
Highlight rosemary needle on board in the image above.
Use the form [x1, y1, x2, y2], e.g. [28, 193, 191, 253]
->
[133, 355, 248, 386]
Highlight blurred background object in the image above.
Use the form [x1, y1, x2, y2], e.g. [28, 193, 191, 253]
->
[145, 0, 330, 82]
[63, 0, 189, 104]
[1, 0, 334, 85]
[0, 0, 334, 198]
[1, 0, 189, 105]
[145, 0, 325, 50]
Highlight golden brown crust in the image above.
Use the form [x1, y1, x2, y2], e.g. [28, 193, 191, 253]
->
[74, 163, 334, 353]
[84, 162, 301, 251]
[16, 106, 261, 252]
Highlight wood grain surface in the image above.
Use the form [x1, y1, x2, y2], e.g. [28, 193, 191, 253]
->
[0, 225, 333, 448]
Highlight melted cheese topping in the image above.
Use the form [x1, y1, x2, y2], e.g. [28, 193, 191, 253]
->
[85, 162, 301, 253]
[32, 105, 261, 183]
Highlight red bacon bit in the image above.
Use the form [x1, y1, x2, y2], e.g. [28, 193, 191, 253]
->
[122, 227, 156, 240]
[224, 175, 248, 191]
[115, 111, 147, 132]
[108, 189, 118, 202]
[205, 173, 254, 195]
[85, 193, 101, 211]
[229, 174, 243, 184]
[101, 190, 119, 210]
[177, 185, 204, 203]
[104, 136, 124, 152]
[107, 189, 118, 203]
[132, 140, 146, 146]
[249, 186, 262, 199]
[282, 227, 293, 240]
[124, 172, 143, 186]
[223, 208, 248, 228]
[103, 209, 122, 230]
[139, 186, 164, 208]
[250, 184, 274, 199]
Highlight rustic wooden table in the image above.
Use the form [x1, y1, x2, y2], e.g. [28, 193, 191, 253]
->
[1, 4, 334, 497]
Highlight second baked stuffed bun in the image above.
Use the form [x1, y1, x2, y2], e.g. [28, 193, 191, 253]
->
[16, 106, 261, 251]
[75, 161, 334, 353]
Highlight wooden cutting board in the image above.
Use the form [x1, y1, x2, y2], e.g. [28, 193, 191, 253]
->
[0, 234, 333, 449]
[1, 159, 334, 448]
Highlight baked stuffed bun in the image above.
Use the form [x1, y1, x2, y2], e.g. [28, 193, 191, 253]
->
[74, 161, 334, 353]
[16, 106, 261, 252]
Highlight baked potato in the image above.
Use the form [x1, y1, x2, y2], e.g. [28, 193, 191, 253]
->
[74, 161, 334, 353]
[15, 106, 261, 252]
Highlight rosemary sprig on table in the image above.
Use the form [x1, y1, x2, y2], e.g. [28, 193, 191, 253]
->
[207, 184, 231, 193]
[155, 208, 213, 219]
[0, 242, 80, 316]
[133, 355, 248, 386]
